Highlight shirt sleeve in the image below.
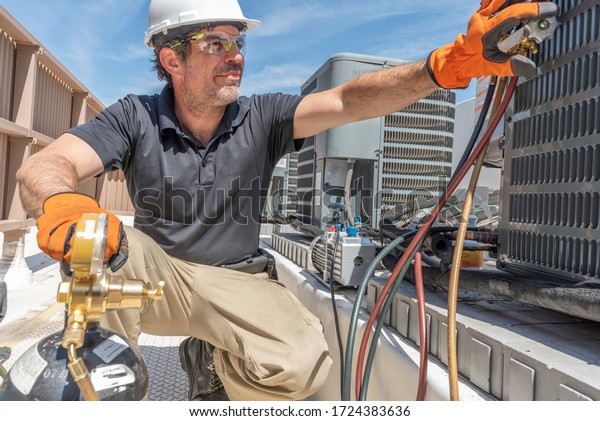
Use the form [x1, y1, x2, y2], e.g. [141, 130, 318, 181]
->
[67, 94, 142, 175]
[251, 93, 305, 167]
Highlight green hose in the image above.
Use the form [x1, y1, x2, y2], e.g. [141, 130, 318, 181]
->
[343, 231, 416, 400]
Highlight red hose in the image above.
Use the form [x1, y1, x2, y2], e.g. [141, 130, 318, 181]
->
[355, 77, 518, 399]
[415, 252, 428, 400]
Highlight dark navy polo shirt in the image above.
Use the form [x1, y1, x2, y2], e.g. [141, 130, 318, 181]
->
[68, 86, 303, 266]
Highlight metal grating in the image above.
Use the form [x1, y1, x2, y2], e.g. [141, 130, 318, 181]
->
[379, 91, 454, 207]
[498, 0, 600, 282]
[0, 30, 14, 120]
[33, 62, 73, 139]
[295, 137, 316, 225]
[283, 151, 299, 215]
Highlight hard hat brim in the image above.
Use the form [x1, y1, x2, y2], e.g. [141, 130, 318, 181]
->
[145, 17, 261, 49]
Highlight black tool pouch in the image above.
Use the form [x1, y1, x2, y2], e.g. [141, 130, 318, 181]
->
[221, 248, 278, 280]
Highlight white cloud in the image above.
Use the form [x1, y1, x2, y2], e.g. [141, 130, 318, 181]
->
[122, 72, 165, 96]
[241, 63, 316, 96]
[103, 43, 153, 62]
[245, 0, 472, 38]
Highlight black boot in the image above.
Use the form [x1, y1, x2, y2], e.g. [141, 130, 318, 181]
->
[179, 337, 229, 401]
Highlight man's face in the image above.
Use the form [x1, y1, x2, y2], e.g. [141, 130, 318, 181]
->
[179, 25, 245, 112]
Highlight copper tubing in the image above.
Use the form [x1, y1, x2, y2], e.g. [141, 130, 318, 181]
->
[448, 230, 498, 244]
[447, 76, 507, 401]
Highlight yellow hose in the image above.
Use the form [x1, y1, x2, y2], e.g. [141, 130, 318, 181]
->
[447, 76, 506, 400]
[67, 344, 100, 401]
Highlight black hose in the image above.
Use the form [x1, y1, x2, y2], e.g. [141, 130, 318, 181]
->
[449, 77, 497, 186]
[327, 220, 346, 399]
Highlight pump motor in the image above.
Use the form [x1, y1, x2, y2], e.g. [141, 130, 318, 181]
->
[310, 227, 376, 287]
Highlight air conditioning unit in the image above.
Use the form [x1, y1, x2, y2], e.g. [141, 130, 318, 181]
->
[294, 53, 455, 230]
[498, 0, 600, 282]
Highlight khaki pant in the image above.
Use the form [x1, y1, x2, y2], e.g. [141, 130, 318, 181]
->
[100, 226, 332, 400]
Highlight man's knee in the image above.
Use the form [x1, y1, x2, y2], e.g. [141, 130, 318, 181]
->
[281, 343, 332, 400]
[215, 329, 332, 400]
[255, 333, 332, 400]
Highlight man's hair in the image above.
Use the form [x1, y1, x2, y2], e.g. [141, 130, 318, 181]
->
[151, 39, 193, 86]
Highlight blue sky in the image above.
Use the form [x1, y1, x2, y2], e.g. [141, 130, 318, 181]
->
[1, 0, 478, 108]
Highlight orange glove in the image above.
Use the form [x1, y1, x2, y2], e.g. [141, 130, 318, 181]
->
[427, 0, 558, 89]
[37, 192, 128, 274]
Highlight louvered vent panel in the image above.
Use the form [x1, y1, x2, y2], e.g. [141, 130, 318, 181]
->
[379, 92, 454, 207]
[498, 0, 600, 282]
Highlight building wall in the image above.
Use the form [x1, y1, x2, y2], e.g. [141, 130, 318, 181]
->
[0, 6, 133, 239]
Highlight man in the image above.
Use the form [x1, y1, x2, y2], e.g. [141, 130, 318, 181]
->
[16, 0, 556, 401]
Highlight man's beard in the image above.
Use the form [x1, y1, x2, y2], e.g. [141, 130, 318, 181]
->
[182, 65, 242, 114]
[216, 81, 241, 104]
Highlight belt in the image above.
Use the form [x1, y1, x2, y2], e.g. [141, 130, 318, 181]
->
[220, 248, 278, 280]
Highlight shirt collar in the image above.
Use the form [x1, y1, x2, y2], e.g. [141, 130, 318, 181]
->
[157, 85, 250, 139]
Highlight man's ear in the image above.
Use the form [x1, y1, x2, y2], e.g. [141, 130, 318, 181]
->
[159, 48, 184, 80]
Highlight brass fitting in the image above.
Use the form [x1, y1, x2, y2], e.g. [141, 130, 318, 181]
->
[105, 277, 165, 310]
[506, 36, 539, 56]
[62, 309, 87, 349]
[56, 213, 166, 400]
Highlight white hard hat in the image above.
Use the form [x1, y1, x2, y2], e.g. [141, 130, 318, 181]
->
[145, 0, 261, 49]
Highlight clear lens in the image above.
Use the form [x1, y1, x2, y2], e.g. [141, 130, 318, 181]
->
[197, 33, 246, 56]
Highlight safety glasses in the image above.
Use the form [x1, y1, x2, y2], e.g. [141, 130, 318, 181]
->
[170, 32, 246, 57]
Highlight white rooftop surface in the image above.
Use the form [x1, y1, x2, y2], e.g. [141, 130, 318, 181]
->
[1, 220, 599, 401]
